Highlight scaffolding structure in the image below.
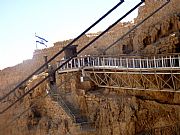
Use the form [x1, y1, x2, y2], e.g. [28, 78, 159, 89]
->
[57, 54, 180, 91]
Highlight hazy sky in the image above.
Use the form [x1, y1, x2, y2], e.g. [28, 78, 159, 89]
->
[0, 0, 141, 70]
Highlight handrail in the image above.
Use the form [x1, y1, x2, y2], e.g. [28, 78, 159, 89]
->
[51, 93, 76, 122]
[0, 0, 125, 102]
[0, 1, 144, 114]
[58, 54, 180, 71]
[91, 53, 180, 59]
[50, 85, 86, 124]
[0, 72, 78, 131]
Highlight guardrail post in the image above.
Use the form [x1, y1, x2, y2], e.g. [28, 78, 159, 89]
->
[70, 59, 73, 69]
[161, 57, 164, 68]
[154, 56, 156, 68]
[111, 58, 113, 66]
[80, 57, 82, 67]
[97, 57, 100, 66]
[93, 58, 95, 66]
[102, 57, 105, 66]
[82, 57, 85, 67]
[67, 61, 69, 69]
[140, 59, 142, 68]
[179, 55, 180, 67]
[74, 59, 77, 68]
[170, 56, 172, 68]
[120, 58, 122, 67]
[114, 58, 117, 67]
[146, 58, 149, 68]
[126, 58, 128, 68]
[78, 58, 80, 68]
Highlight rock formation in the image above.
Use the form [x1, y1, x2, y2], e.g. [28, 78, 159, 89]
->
[0, 0, 180, 135]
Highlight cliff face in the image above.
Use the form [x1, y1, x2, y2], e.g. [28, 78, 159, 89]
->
[133, 13, 180, 54]
[1, 71, 179, 135]
[0, 0, 180, 135]
[77, 89, 180, 135]
[136, 0, 180, 28]
[55, 72, 180, 134]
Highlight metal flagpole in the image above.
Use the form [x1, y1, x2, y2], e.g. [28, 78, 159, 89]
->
[35, 33, 37, 50]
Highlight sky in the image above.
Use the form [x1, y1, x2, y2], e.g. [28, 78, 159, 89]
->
[0, 0, 141, 70]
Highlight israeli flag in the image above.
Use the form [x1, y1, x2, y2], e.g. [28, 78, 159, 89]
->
[35, 34, 48, 47]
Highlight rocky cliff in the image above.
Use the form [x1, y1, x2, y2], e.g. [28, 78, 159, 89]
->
[0, 0, 180, 135]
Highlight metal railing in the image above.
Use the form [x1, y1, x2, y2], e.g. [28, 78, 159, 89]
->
[50, 93, 76, 122]
[49, 85, 89, 125]
[58, 54, 180, 71]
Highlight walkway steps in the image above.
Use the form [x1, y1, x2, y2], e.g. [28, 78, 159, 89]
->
[49, 85, 95, 132]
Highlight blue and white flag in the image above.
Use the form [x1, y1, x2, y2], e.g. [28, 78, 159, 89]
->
[35, 34, 48, 47]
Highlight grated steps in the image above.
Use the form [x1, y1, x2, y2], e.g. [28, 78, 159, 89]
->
[49, 85, 96, 132]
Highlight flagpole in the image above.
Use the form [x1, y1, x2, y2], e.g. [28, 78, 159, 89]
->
[35, 33, 37, 50]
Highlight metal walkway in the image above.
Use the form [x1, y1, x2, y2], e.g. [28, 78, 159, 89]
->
[58, 54, 180, 72]
[57, 54, 180, 91]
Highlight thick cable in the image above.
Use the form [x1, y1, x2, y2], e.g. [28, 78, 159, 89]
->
[0, 1, 144, 114]
[103, 0, 170, 52]
[0, 72, 77, 131]
[0, 0, 124, 102]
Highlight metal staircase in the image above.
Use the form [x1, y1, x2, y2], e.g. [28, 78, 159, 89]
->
[49, 85, 95, 132]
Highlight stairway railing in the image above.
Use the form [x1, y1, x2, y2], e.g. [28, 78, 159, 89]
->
[50, 93, 76, 122]
[49, 85, 91, 125]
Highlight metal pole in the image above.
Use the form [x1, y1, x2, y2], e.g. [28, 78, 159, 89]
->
[179, 55, 180, 67]
[44, 56, 48, 70]
[161, 56, 164, 68]
[170, 56, 172, 67]
[140, 59, 142, 68]
[147, 58, 149, 68]
[126, 58, 128, 68]
[154, 56, 156, 68]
